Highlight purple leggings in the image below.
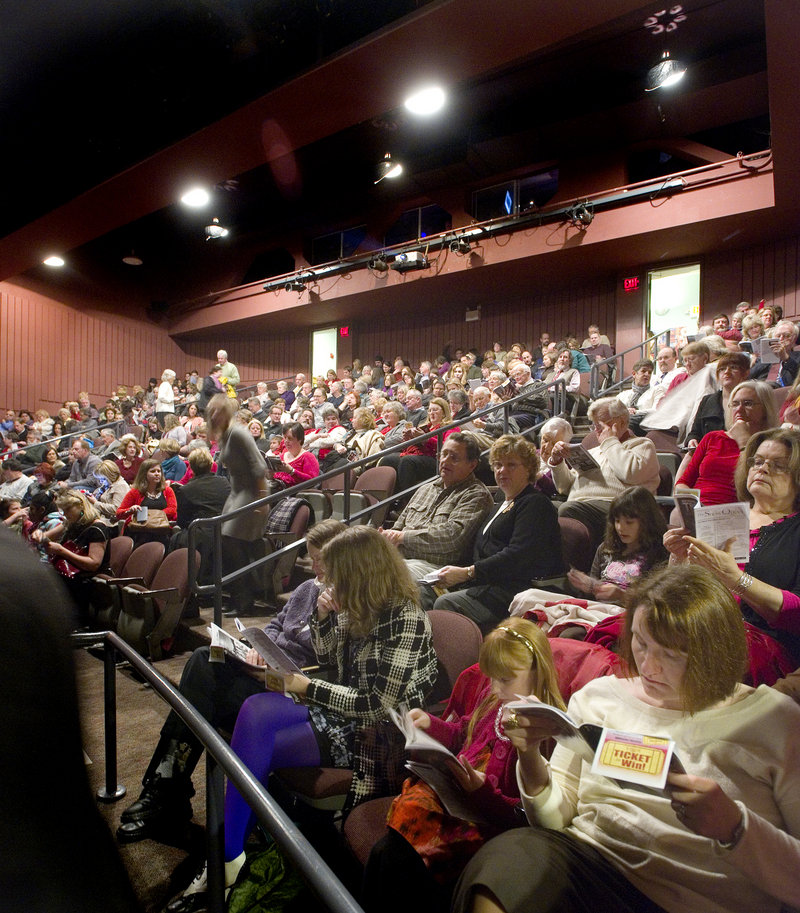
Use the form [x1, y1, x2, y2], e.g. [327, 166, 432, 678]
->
[224, 692, 320, 861]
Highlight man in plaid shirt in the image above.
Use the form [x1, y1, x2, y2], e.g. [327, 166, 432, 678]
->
[381, 432, 494, 587]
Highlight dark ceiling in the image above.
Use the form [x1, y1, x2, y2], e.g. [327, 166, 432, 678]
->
[2, 0, 785, 316]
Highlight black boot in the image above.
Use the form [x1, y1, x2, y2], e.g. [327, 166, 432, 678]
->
[116, 774, 193, 843]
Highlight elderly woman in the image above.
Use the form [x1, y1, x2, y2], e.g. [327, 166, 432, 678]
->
[270, 421, 320, 490]
[380, 401, 410, 449]
[341, 407, 385, 465]
[155, 369, 176, 428]
[666, 427, 800, 670]
[87, 459, 130, 519]
[549, 397, 660, 549]
[426, 435, 563, 629]
[742, 313, 766, 342]
[454, 564, 800, 913]
[675, 380, 777, 505]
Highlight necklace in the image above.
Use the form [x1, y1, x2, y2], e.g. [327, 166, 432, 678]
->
[493, 703, 510, 742]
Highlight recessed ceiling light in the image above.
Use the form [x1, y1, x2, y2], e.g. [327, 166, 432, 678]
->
[43, 255, 65, 267]
[404, 85, 446, 116]
[180, 187, 210, 207]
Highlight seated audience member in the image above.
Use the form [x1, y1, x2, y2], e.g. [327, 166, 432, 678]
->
[22, 462, 56, 505]
[162, 413, 187, 447]
[567, 486, 668, 606]
[338, 407, 385, 467]
[581, 326, 615, 366]
[616, 359, 656, 415]
[761, 305, 779, 333]
[117, 518, 348, 846]
[446, 363, 469, 389]
[246, 418, 269, 454]
[505, 362, 550, 430]
[453, 564, 800, 913]
[543, 348, 581, 401]
[741, 312, 766, 346]
[19, 490, 64, 561]
[750, 319, 800, 386]
[666, 427, 800, 670]
[363, 618, 566, 913]
[337, 390, 360, 426]
[549, 397, 660, 548]
[262, 403, 285, 441]
[713, 311, 743, 342]
[87, 459, 130, 519]
[536, 416, 573, 497]
[676, 381, 777, 506]
[580, 325, 611, 349]
[379, 397, 460, 492]
[0, 459, 34, 501]
[447, 389, 473, 423]
[59, 437, 101, 490]
[303, 404, 349, 465]
[461, 386, 517, 445]
[685, 352, 751, 447]
[152, 437, 183, 481]
[404, 388, 428, 426]
[37, 490, 112, 623]
[563, 336, 591, 374]
[92, 427, 119, 460]
[427, 436, 564, 630]
[640, 341, 717, 444]
[648, 345, 685, 407]
[382, 432, 494, 579]
[778, 368, 800, 426]
[268, 422, 320, 490]
[116, 458, 177, 545]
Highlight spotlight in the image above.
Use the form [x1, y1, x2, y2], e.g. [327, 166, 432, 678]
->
[374, 152, 403, 184]
[122, 250, 143, 266]
[284, 279, 307, 293]
[645, 51, 686, 92]
[180, 187, 210, 207]
[368, 255, 390, 273]
[449, 238, 472, 255]
[568, 204, 594, 229]
[204, 218, 229, 241]
[43, 255, 65, 267]
[391, 251, 429, 273]
[404, 86, 446, 116]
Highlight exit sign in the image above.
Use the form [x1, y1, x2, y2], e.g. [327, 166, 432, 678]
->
[339, 326, 350, 337]
[623, 276, 640, 292]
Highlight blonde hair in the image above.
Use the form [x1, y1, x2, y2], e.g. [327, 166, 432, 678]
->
[97, 460, 121, 483]
[321, 526, 419, 637]
[489, 434, 539, 482]
[55, 489, 99, 528]
[467, 618, 565, 743]
[157, 437, 181, 456]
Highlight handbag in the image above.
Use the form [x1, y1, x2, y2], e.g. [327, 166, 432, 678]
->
[52, 539, 88, 578]
[127, 507, 171, 532]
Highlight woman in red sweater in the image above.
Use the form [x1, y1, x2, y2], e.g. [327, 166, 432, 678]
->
[116, 459, 177, 544]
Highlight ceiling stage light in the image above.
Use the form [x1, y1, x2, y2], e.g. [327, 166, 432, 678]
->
[404, 86, 446, 115]
[43, 255, 65, 267]
[180, 187, 210, 207]
[645, 51, 686, 91]
[205, 218, 229, 241]
[374, 153, 403, 184]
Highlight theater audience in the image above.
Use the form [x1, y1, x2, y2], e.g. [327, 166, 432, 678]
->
[379, 397, 459, 491]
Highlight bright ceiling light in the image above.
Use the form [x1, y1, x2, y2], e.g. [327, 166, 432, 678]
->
[645, 51, 687, 91]
[374, 153, 403, 184]
[404, 85, 446, 115]
[205, 217, 229, 241]
[43, 255, 65, 267]
[180, 187, 210, 207]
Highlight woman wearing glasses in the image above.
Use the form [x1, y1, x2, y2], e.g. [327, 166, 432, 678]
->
[674, 381, 777, 505]
[665, 427, 800, 673]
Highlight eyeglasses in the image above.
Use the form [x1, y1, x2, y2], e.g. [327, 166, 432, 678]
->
[730, 400, 758, 409]
[747, 456, 791, 474]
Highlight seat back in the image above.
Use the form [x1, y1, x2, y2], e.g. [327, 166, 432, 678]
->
[266, 504, 311, 599]
[558, 517, 593, 573]
[108, 535, 134, 575]
[319, 470, 347, 492]
[425, 609, 483, 706]
[354, 466, 396, 526]
[122, 540, 166, 586]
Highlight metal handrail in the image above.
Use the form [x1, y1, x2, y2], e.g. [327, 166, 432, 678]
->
[187, 375, 568, 623]
[72, 630, 363, 913]
[588, 329, 676, 399]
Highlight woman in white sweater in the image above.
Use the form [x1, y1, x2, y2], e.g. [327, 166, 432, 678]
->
[453, 564, 800, 913]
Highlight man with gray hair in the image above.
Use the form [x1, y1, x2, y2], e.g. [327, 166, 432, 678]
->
[405, 388, 427, 426]
[547, 398, 659, 548]
[506, 362, 550, 430]
[750, 319, 800, 386]
[216, 349, 239, 388]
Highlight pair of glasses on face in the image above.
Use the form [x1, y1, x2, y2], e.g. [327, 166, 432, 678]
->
[747, 456, 791, 475]
[730, 400, 758, 409]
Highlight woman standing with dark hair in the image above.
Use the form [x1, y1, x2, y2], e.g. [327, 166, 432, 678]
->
[454, 565, 800, 913]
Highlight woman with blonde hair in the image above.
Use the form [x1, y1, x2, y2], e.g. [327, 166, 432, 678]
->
[364, 617, 565, 913]
[87, 459, 130, 518]
[216, 526, 437, 889]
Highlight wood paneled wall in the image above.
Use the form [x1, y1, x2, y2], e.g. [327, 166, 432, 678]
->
[704, 235, 800, 319]
[0, 284, 190, 412]
[176, 332, 311, 386]
[352, 280, 618, 365]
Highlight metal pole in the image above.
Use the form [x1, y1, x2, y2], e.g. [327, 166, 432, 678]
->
[213, 523, 223, 627]
[206, 755, 226, 913]
[96, 638, 126, 802]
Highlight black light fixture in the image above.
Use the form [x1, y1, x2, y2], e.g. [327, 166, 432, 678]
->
[368, 254, 390, 273]
[645, 50, 686, 92]
[568, 203, 594, 229]
[449, 237, 472, 255]
[284, 278, 307, 293]
[374, 152, 403, 184]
